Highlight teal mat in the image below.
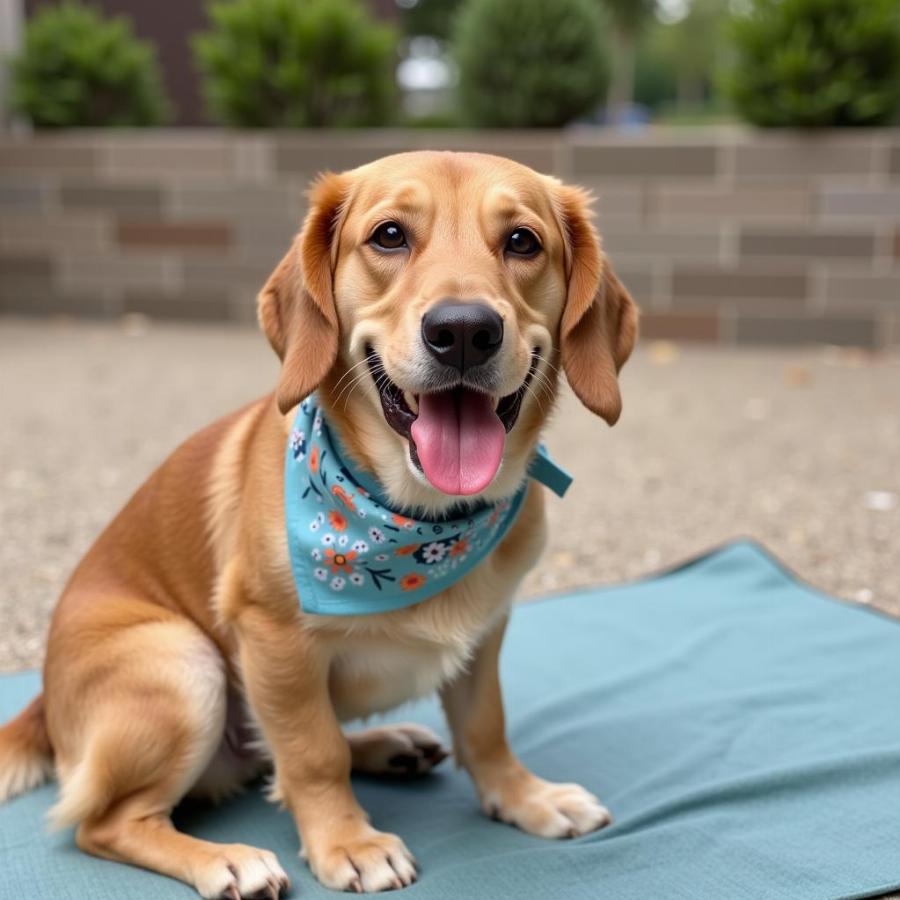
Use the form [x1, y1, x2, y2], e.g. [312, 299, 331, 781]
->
[2, 541, 899, 899]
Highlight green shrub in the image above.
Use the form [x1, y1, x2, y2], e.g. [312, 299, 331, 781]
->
[193, 0, 398, 127]
[453, 0, 609, 127]
[725, 0, 900, 127]
[10, 3, 169, 127]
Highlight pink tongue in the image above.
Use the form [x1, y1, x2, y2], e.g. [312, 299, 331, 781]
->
[411, 389, 506, 495]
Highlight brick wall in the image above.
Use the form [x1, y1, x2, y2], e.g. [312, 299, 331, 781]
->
[1, 129, 899, 346]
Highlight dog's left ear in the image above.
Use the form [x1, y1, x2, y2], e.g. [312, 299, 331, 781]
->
[556, 184, 639, 425]
[258, 172, 349, 414]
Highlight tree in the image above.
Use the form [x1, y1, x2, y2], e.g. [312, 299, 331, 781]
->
[603, 0, 657, 121]
[193, 0, 397, 127]
[10, 2, 169, 127]
[725, 0, 900, 127]
[653, 0, 729, 110]
[454, 0, 610, 127]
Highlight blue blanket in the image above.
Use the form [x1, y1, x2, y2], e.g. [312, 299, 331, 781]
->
[2, 541, 899, 899]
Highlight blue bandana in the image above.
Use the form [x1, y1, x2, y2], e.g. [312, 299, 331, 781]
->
[284, 396, 572, 616]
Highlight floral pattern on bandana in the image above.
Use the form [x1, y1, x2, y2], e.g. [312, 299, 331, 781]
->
[284, 396, 570, 616]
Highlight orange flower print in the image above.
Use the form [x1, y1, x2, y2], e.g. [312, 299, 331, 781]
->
[309, 444, 320, 474]
[400, 573, 426, 591]
[395, 543, 420, 557]
[328, 510, 347, 532]
[449, 537, 469, 558]
[392, 513, 415, 530]
[332, 484, 357, 512]
[324, 548, 357, 575]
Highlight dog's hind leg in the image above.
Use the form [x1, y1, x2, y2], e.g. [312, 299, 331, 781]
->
[347, 723, 449, 777]
[47, 616, 288, 899]
[77, 809, 288, 900]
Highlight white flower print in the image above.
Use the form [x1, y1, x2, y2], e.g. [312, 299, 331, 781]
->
[352, 540, 369, 554]
[330, 576, 345, 591]
[310, 512, 324, 532]
[313, 567, 328, 581]
[357, 509, 367, 518]
[313, 412, 323, 435]
[321, 533, 335, 546]
[349, 572, 365, 586]
[375, 553, 388, 562]
[420, 541, 447, 564]
[368, 527, 386, 543]
[337, 534, 349, 548]
[290, 429, 306, 459]
[311, 548, 322, 561]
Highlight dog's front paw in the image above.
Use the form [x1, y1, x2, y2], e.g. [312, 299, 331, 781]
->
[303, 825, 416, 892]
[193, 844, 289, 899]
[482, 775, 611, 839]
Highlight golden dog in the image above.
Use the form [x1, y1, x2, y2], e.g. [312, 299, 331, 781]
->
[0, 152, 637, 897]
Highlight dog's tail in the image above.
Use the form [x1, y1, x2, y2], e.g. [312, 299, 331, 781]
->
[0, 694, 54, 804]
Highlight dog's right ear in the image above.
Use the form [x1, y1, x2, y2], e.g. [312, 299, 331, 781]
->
[258, 172, 349, 414]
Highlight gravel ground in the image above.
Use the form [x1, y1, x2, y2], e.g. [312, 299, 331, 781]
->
[1, 317, 899, 673]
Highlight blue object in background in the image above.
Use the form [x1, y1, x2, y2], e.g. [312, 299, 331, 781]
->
[1, 540, 899, 899]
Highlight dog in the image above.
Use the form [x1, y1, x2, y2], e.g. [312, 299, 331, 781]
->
[0, 151, 637, 897]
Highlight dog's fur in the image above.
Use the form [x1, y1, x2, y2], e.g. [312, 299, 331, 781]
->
[0, 152, 637, 897]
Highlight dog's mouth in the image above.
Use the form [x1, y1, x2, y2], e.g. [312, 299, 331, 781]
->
[366, 348, 539, 496]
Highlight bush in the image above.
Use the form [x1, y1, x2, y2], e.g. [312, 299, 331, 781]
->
[10, 3, 169, 127]
[725, 0, 900, 127]
[193, 0, 398, 127]
[453, 0, 609, 127]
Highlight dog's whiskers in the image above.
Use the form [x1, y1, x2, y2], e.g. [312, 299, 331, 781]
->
[335, 359, 380, 409]
[337, 367, 379, 410]
[522, 379, 545, 414]
[331, 356, 374, 398]
[531, 367, 556, 405]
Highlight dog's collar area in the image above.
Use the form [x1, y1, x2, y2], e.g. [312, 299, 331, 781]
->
[283, 396, 571, 616]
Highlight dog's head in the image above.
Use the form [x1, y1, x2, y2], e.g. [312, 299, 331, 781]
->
[259, 152, 637, 512]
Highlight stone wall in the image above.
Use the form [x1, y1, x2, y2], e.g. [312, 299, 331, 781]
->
[1, 129, 898, 346]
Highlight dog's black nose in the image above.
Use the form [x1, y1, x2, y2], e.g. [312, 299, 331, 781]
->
[421, 301, 503, 373]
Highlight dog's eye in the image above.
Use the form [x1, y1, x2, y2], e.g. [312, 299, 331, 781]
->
[370, 221, 407, 251]
[505, 228, 541, 257]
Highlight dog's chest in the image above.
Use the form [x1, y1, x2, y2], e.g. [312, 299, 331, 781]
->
[329, 637, 468, 721]
[325, 586, 508, 721]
